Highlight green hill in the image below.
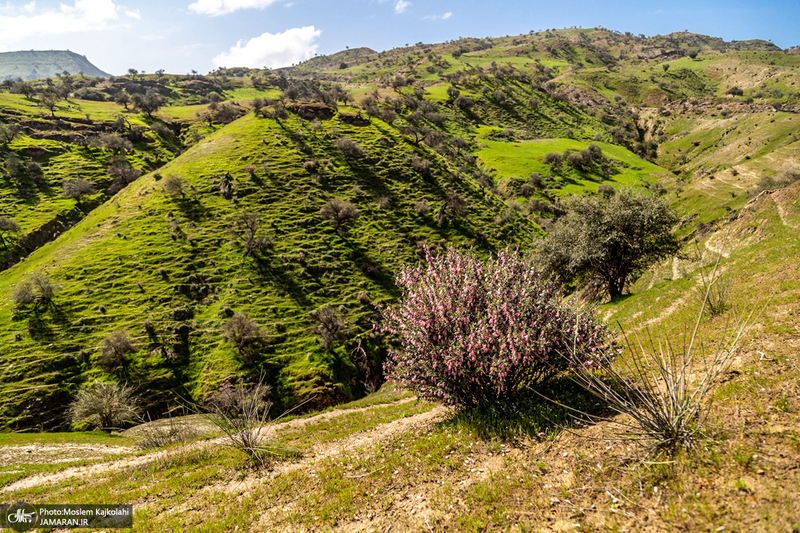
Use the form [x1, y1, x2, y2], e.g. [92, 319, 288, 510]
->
[0, 28, 798, 431]
[0, 50, 111, 81]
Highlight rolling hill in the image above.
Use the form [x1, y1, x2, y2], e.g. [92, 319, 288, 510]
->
[0, 28, 797, 433]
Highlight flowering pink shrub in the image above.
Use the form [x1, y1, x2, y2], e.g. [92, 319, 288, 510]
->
[380, 247, 614, 407]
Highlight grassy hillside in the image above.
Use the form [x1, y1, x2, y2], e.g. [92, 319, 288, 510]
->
[0, 27, 798, 432]
[0, 104, 541, 430]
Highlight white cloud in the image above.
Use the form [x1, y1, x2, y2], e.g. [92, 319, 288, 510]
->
[424, 11, 452, 20]
[124, 9, 140, 19]
[394, 0, 410, 14]
[0, 0, 135, 45]
[188, 0, 280, 16]
[213, 26, 321, 69]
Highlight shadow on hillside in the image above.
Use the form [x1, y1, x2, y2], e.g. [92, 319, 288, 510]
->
[251, 254, 311, 308]
[173, 197, 209, 222]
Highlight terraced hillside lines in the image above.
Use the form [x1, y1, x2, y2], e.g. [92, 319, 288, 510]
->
[0, 109, 538, 430]
[1, 27, 799, 431]
[0, 96, 186, 272]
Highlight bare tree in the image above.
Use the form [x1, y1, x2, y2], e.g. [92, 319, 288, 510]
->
[69, 381, 141, 430]
[162, 176, 187, 198]
[320, 198, 359, 234]
[231, 213, 272, 257]
[309, 304, 348, 350]
[0, 216, 21, 249]
[62, 178, 96, 206]
[97, 329, 138, 373]
[222, 312, 264, 362]
[13, 272, 59, 314]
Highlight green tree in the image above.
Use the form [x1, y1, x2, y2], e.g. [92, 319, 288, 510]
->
[537, 188, 679, 300]
[0, 122, 21, 146]
[131, 90, 166, 118]
[114, 91, 130, 109]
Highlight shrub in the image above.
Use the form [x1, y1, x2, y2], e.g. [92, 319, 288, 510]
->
[97, 329, 137, 373]
[303, 159, 319, 173]
[333, 136, 365, 159]
[564, 261, 759, 454]
[0, 216, 21, 249]
[310, 304, 348, 351]
[543, 152, 562, 167]
[414, 199, 431, 216]
[206, 376, 302, 467]
[162, 175, 186, 198]
[69, 381, 141, 430]
[357, 291, 371, 305]
[380, 247, 614, 408]
[222, 312, 263, 361]
[519, 183, 536, 198]
[12, 272, 58, 313]
[74, 88, 108, 101]
[320, 198, 359, 234]
[597, 184, 615, 197]
[135, 418, 200, 450]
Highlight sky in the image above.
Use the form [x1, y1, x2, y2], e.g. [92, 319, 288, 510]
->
[0, 0, 797, 76]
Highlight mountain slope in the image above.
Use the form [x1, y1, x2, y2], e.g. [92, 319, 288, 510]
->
[0, 50, 111, 81]
[0, 27, 798, 431]
[0, 107, 542, 430]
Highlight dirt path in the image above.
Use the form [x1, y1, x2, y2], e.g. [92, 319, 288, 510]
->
[0, 443, 135, 467]
[704, 233, 731, 258]
[195, 403, 450, 499]
[0, 398, 422, 495]
[776, 201, 798, 229]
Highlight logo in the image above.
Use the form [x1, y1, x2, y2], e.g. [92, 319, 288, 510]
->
[4, 503, 38, 532]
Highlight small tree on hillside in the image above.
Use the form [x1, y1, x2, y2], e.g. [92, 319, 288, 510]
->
[0, 123, 20, 146]
[131, 90, 166, 118]
[333, 137, 366, 159]
[222, 312, 264, 362]
[320, 198, 359, 234]
[114, 91, 130, 110]
[13, 271, 59, 314]
[162, 175, 187, 198]
[40, 91, 59, 117]
[62, 178, 96, 207]
[90, 133, 132, 155]
[0, 216, 21, 249]
[231, 212, 272, 257]
[537, 188, 679, 300]
[309, 304, 347, 351]
[13, 80, 35, 99]
[97, 329, 138, 373]
[69, 381, 141, 430]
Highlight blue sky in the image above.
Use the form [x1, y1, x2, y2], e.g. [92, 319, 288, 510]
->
[0, 0, 796, 75]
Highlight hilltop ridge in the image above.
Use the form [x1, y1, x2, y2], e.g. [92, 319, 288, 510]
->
[0, 50, 111, 81]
